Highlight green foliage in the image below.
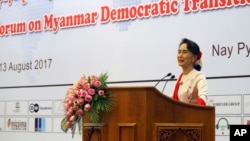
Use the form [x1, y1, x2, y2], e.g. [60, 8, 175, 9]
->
[87, 95, 115, 123]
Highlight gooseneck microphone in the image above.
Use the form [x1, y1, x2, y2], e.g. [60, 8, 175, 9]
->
[154, 73, 172, 87]
[162, 74, 175, 93]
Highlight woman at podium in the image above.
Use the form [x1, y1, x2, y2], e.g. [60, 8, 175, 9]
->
[172, 38, 208, 105]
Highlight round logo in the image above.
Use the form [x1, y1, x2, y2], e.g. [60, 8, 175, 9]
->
[29, 103, 39, 113]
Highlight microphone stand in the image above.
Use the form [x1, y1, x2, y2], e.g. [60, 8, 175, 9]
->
[154, 73, 171, 87]
[162, 75, 175, 93]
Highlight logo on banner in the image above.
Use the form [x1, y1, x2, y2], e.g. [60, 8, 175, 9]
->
[247, 120, 250, 125]
[0, 118, 4, 131]
[29, 103, 39, 113]
[6, 118, 27, 131]
[35, 117, 46, 132]
[29, 102, 52, 114]
[13, 102, 20, 113]
[54, 101, 64, 115]
[207, 98, 214, 106]
[215, 117, 230, 135]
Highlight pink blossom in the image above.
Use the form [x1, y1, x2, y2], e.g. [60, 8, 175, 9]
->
[83, 83, 90, 90]
[64, 103, 69, 111]
[79, 77, 88, 85]
[93, 81, 101, 87]
[88, 88, 95, 95]
[64, 101, 73, 111]
[64, 103, 71, 111]
[85, 94, 92, 102]
[68, 92, 77, 101]
[90, 79, 94, 85]
[77, 109, 84, 116]
[72, 104, 78, 111]
[69, 115, 75, 122]
[67, 100, 74, 107]
[66, 111, 73, 118]
[77, 98, 84, 106]
[68, 106, 74, 113]
[79, 89, 88, 97]
[75, 82, 82, 89]
[76, 89, 82, 97]
[73, 89, 79, 96]
[98, 90, 105, 96]
[84, 103, 91, 111]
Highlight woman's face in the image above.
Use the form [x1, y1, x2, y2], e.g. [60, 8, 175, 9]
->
[177, 43, 196, 68]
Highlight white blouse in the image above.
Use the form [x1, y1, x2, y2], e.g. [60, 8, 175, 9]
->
[174, 69, 208, 105]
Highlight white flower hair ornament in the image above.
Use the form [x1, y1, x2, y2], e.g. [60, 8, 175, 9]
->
[194, 52, 202, 67]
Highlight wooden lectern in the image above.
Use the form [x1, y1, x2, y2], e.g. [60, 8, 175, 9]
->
[82, 86, 215, 141]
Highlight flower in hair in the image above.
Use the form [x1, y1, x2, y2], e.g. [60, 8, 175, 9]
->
[197, 52, 202, 60]
[195, 59, 202, 66]
[195, 51, 202, 67]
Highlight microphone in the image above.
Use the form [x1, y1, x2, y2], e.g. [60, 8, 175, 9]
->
[162, 74, 175, 93]
[154, 73, 172, 87]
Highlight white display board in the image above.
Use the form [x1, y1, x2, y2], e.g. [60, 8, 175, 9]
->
[1, 0, 250, 86]
[1, 0, 250, 141]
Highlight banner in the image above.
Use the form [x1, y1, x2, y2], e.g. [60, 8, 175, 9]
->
[1, 0, 249, 86]
[1, 1, 250, 141]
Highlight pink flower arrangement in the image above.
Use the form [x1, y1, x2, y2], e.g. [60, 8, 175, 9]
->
[61, 73, 114, 138]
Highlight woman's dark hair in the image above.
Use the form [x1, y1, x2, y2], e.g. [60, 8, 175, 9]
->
[179, 38, 202, 71]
